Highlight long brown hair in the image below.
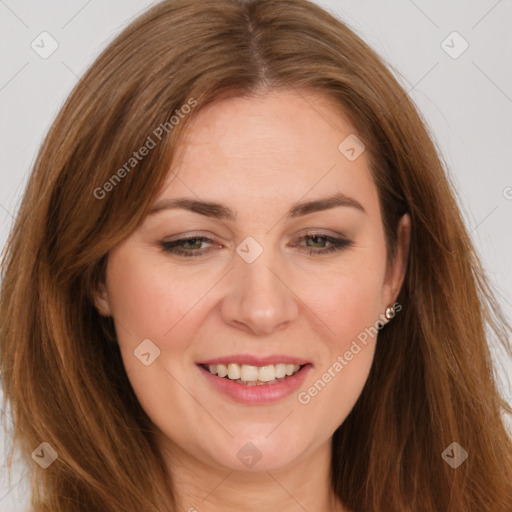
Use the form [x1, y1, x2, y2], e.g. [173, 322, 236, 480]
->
[1, 0, 511, 510]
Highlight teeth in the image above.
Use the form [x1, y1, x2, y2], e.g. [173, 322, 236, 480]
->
[285, 364, 295, 376]
[275, 363, 286, 379]
[206, 363, 302, 383]
[216, 364, 227, 378]
[227, 363, 241, 380]
[258, 365, 276, 382]
[241, 364, 259, 382]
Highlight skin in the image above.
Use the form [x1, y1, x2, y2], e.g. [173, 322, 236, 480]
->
[94, 89, 410, 512]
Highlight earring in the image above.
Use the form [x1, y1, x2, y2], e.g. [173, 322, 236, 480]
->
[385, 305, 396, 320]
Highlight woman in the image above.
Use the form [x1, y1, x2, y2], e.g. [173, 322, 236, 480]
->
[1, 0, 511, 511]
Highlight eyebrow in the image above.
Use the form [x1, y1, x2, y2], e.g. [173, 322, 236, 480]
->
[148, 192, 366, 220]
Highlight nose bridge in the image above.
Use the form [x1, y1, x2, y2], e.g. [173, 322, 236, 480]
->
[221, 234, 298, 334]
[235, 233, 286, 303]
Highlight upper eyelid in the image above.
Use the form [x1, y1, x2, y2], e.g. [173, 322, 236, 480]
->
[162, 228, 348, 241]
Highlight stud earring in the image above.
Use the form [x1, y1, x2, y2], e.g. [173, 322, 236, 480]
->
[385, 305, 396, 320]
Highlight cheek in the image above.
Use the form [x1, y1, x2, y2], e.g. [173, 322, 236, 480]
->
[104, 252, 203, 425]
[296, 270, 382, 428]
[300, 254, 386, 349]
[105, 249, 211, 342]
[294, 248, 385, 412]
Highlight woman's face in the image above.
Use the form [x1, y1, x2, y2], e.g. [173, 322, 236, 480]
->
[95, 89, 409, 473]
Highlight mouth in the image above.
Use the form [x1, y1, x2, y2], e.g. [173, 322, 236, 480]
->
[198, 362, 308, 386]
[196, 360, 313, 404]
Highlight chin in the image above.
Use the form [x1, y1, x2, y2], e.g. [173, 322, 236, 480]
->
[200, 434, 307, 473]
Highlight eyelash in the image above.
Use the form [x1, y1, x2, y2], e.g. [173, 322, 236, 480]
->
[160, 233, 352, 257]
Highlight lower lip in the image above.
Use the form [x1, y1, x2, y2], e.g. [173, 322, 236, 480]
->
[197, 364, 313, 404]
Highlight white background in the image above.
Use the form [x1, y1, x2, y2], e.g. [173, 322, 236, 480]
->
[1, 1, 511, 509]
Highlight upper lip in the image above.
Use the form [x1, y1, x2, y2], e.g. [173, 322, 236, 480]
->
[197, 354, 312, 367]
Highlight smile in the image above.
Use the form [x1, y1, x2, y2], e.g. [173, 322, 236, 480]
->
[203, 362, 303, 385]
[197, 362, 312, 404]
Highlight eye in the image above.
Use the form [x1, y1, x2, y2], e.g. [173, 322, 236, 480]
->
[159, 232, 352, 258]
[292, 232, 353, 255]
[160, 236, 216, 257]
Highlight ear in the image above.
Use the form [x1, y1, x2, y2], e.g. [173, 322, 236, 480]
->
[92, 281, 113, 317]
[381, 213, 411, 307]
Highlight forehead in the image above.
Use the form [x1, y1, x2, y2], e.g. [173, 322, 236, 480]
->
[156, 89, 379, 218]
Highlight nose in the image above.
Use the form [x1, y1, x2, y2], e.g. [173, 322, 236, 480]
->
[220, 244, 299, 336]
